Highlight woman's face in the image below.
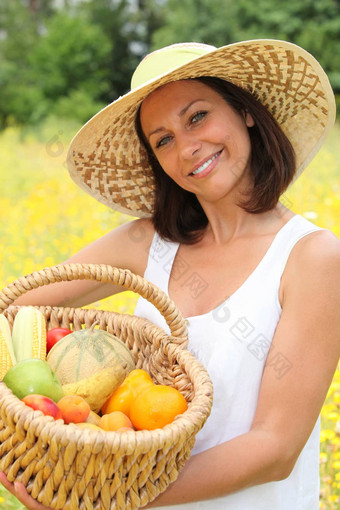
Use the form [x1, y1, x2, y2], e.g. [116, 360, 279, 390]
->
[140, 79, 255, 206]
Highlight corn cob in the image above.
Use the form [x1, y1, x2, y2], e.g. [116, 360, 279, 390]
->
[12, 306, 47, 363]
[0, 314, 16, 379]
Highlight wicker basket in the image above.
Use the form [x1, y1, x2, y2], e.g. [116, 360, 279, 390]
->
[0, 263, 213, 510]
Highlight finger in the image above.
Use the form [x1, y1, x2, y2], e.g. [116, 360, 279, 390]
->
[13, 481, 52, 510]
[0, 471, 15, 492]
[0, 474, 51, 510]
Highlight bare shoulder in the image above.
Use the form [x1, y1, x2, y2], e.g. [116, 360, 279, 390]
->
[289, 228, 340, 269]
[116, 217, 156, 273]
[120, 217, 156, 246]
[281, 228, 340, 304]
[66, 217, 156, 277]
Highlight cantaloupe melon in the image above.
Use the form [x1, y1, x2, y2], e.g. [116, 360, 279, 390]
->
[46, 324, 135, 385]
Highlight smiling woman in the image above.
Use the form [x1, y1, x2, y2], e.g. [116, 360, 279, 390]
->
[1, 39, 339, 510]
[136, 76, 296, 243]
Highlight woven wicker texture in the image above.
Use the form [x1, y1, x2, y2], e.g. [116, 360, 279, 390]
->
[0, 264, 213, 510]
[67, 39, 335, 218]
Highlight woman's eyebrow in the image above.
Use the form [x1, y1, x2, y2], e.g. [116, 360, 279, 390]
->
[148, 99, 204, 140]
[179, 99, 203, 117]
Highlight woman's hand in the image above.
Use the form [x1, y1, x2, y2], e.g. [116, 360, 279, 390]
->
[0, 472, 51, 510]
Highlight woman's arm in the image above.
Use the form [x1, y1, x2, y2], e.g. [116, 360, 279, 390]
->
[143, 229, 340, 506]
[11, 218, 154, 308]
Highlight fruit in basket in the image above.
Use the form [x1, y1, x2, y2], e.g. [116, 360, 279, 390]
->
[101, 368, 154, 417]
[22, 394, 63, 420]
[46, 327, 72, 354]
[3, 358, 64, 401]
[122, 369, 154, 396]
[130, 384, 188, 430]
[46, 323, 135, 385]
[99, 411, 134, 432]
[12, 306, 46, 363]
[86, 410, 101, 426]
[62, 364, 128, 413]
[101, 382, 134, 416]
[57, 395, 91, 424]
[0, 314, 17, 379]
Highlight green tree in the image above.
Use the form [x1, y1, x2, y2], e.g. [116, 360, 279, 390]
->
[0, 0, 42, 126]
[83, 0, 166, 100]
[151, 0, 340, 94]
[29, 12, 111, 102]
[0, 0, 167, 127]
[151, 0, 238, 49]
[234, 0, 340, 90]
[0, 6, 112, 126]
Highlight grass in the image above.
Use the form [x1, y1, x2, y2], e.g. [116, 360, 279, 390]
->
[0, 119, 339, 509]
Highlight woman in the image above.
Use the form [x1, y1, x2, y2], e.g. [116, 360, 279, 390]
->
[0, 40, 339, 509]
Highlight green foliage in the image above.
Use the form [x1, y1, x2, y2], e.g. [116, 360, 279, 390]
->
[51, 89, 104, 124]
[0, 0, 339, 127]
[82, 0, 166, 100]
[233, 0, 340, 93]
[151, 0, 238, 48]
[151, 0, 340, 98]
[28, 12, 111, 101]
[0, 4, 112, 126]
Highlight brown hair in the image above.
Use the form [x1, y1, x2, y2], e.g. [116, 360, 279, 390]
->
[135, 77, 296, 244]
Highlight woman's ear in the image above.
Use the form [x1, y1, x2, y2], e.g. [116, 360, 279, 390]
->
[244, 111, 255, 127]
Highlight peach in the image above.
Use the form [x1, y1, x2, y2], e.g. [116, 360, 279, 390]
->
[99, 411, 134, 431]
[116, 426, 134, 433]
[22, 394, 63, 420]
[57, 395, 91, 424]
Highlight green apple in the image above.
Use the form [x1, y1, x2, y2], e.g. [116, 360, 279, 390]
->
[3, 358, 64, 402]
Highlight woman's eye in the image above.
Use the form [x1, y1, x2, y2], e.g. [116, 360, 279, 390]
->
[156, 135, 172, 148]
[191, 111, 207, 124]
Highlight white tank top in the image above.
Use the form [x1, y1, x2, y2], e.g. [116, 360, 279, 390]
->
[134, 214, 323, 509]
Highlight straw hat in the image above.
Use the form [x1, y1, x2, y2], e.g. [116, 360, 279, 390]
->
[66, 39, 336, 218]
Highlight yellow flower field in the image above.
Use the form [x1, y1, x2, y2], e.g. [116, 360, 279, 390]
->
[0, 119, 339, 509]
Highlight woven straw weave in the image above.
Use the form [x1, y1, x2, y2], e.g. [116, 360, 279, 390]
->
[0, 264, 213, 510]
[67, 40, 335, 218]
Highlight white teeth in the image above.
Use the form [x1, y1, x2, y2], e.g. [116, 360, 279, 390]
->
[191, 153, 219, 175]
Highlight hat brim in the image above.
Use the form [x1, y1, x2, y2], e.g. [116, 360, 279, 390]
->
[67, 39, 336, 218]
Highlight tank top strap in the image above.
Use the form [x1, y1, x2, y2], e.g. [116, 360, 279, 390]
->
[143, 215, 323, 300]
[255, 214, 323, 281]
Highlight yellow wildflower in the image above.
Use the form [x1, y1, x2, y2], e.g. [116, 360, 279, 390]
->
[320, 429, 336, 442]
[320, 452, 328, 464]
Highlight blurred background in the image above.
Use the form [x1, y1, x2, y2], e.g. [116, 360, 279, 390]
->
[0, 1, 339, 509]
[0, 0, 339, 128]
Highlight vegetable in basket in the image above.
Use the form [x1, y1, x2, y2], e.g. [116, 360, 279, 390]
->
[0, 306, 47, 380]
[1, 307, 63, 401]
[46, 327, 72, 353]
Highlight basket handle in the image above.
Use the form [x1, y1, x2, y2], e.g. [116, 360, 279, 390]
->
[0, 263, 188, 341]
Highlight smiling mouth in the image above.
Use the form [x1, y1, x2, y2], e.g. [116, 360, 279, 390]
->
[190, 151, 222, 176]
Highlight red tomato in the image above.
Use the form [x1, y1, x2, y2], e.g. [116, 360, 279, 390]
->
[46, 327, 72, 353]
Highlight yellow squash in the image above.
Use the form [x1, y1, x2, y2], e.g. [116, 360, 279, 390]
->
[62, 364, 129, 413]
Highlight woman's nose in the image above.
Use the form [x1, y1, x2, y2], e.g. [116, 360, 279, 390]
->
[178, 132, 201, 159]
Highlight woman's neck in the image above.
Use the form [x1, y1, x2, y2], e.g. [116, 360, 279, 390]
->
[200, 204, 293, 246]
